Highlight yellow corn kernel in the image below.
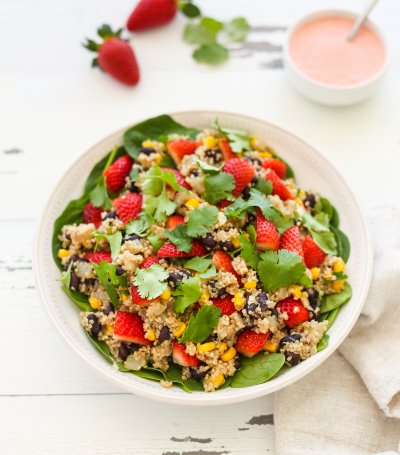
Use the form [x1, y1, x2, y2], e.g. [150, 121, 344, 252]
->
[324, 273, 333, 281]
[295, 198, 303, 206]
[298, 190, 306, 199]
[57, 249, 69, 259]
[160, 288, 171, 300]
[218, 342, 228, 353]
[310, 267, 320, 281]
[204, 136, 217, 149]
[146, 328, 157, 341]
[244, 281, 257, 289]
[243, 233, 250, 240]
[155, 154, 162, 165]
[258, 151, 272, 158]
[289, 285, 303, 299]
[89, 296, 101, 310]
[121, 293, 129, 301]
[173, 322, 186, 338]
[142, 140, 155, 148]
[106, 324, 114, 335]
[231, 237, 241, 248]
[185, 198, 200, 209]
[199, 291, 210, 304]
[211, 373, 225, 388]
[263, 340, 279, 353]
[333, 259, 345, 274]
[221, 347, 236, 362]
[332, 280, 345, 292]
[233, 292, 245, 310]
[197, 342, 216, 353]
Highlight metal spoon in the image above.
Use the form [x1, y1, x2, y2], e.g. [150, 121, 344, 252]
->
[346, 0, 380, 41]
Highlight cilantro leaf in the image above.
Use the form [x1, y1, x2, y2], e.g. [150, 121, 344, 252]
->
[94, 231, 122, 261]
[147, 232, 164, 252]
[180, 2, 201, 18]
[255, 178, 272, 196]
[186, 205, 219, 237]
[90, 176, 111, 209]
[184, 257, 212, 273]
[179, 305, 221, 343]
[125, 213, 152, 236]
[302, 211, 337, 255]
[92, 261, 124, 306]
[193, 43, 229, 65]
[196, 159, 222, 175]
[130, 167, 139, 182]
[198, 265, 217, 278]
[302, 211, 329, 232]
[145, 191, 177, 222]
[133, 264, 168, 299]
[183, 17, 223, 45]
[257, 250, 307, 292]
[239, 234, 259, 269]
[310, 231, 337, 255]
[224, 17, 250, 42]
[164, 224, 193, 253]
[173, 277, 202, 313]
[204, 172, 235, 204]
[216, 123, 251, 152]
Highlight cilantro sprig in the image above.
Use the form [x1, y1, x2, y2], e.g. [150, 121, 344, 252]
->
[93, 231, 122, 261]
[215, 123, 251, 152]
[179, 305, 221, 343]
[173, 277, 202, 313]
[302, 211, 337, 255]
[204, 172, 235, 204]
[133, 264, 169, 300]
[92, 261, 128, 306]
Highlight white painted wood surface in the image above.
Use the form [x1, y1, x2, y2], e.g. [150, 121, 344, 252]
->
[1, 0, 399, 453]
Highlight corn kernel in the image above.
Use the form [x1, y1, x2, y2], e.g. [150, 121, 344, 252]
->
[244, 281, 257, 289]
[204, 136, 217, 149]
[185, 198, 200, 209]
[298, 190, 306, 199]
[121, 293, 129, 301]
[57, 249, 69, 259]
[263, 340, 279, 353]
[295, 198, 303, 206]
[106, 324, 114, 335]
[232, 237, 241, 249]
[310, 267, 320, 281]
[199, 291, 210, 304]
[89, 296, 101, 310]
[197, 342, 216, 353]
[221, 347, 236, 362]
[173, 322, 186, 338]
[258, 151, 272, 158]
[146, 328, 156, 341]
[333, 259, 345, 274]
[142, 140, 155, 148]
[155, 154, 162, 165]
[218, 342, 228, 353]
[324, 273, 333, 280]
[243, 233, 250, 240]
[289, 285, 303, 299]
[332, 280, 345, 292]
[160, 288, 171, 300]
[233, 292, 245, 310]
[211, 373, 225, 388]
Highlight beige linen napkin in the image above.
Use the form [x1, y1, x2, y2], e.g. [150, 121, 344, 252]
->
[274, 205, 400, 454]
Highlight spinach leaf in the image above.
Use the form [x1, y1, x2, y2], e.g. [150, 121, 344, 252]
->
[319, 282, 352, 313]
[319, 307, 340, 329]
[317, 334, 329, 352]
[163, 364, 204, 392]
[231, 353, 285, 388]
[178, 305, 221, 343]
[61, 285, 92, 311]
[159, 152, 177, 169]
[85, 332, 114, 364]
[129, 367, 166, 381]
[331, 226, 351, 262]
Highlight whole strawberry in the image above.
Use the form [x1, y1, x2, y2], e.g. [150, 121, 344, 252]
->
[113, 192, 143, 223]
[223, 158, 255, 197]
[104, 155, 133, 193]
[83, 24, 140, 86]
[127, 0, 177, 32]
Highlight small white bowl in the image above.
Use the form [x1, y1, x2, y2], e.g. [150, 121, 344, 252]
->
[283, 10, 389, 106]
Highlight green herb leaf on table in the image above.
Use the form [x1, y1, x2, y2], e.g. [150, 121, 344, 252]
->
[179, 305, 222, 343]
[231, 353, 285, 388]
[183, 17, 223, 45]
[186, 205, 219, 237]
[193, 42, 229, 65]
[184, 256, 212, 273]
[94, 231, 122, 261]
[319, 282, 352, 313]
[224, 17, 250, 42]
[172, 277, 202, 313]
[180, 1, 201, 19]
[204, 172, 235, 204]
[133, 264, 169, 299]
[164, 224, 193, 253]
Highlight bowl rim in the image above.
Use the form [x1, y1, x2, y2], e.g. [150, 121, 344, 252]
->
[283, 9, 389, 91]
[33, 110, 373, 405]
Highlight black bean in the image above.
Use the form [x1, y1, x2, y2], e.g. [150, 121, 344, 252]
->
[115, 265, 125, 276]
[87, 314, 101, 336]
[247, 212, 256, 223]
[83, 278, 96, 287]
[205, 149, 222, 161]
[217, 288, 227, 298]
[200, 233, 217, 249]
[279, 333, 302, 348]
[190, 169, 200, 177]
[129, 182, 140, 193]
[284, 350, 301, 366]
[251, 176, 258, 184]
[118, 343, 130, 361]
[140, 147, 156, 156]
[190, 367, 210, 381]
[257, 292, 268, 304]
[158, 326, 170, 343]
[304, 193, 316, 208]
[307, 288, 319, 309]
[219, 241, 235, 252]
[234, 358, 241, 370]
[242, 187, 251, 200]
[247, 303, 257, 313]
[124, 234, 140, 242]
[271, 307, 280, 319]
[168, 272, 181, 288]
[70, 272, 80, 291]
[309, 308, 321, 320]
[103, 210, 117, 220]
[180, 270, 192, 280]
[103, 302, 115, 315]
[207, 279, 217, 290]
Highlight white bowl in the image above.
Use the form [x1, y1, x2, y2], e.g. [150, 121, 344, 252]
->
[283, 10, 389, 106]
[34, 111, 372, 406]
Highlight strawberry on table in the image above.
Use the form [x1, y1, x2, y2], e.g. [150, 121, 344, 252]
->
[223, 158, 255, 197]
[85, 251, 112, 264]
[83, 25, 140, 86]
[280, 225, 304, 258]
[157, 240, 207, 258]
[302, 235, 326, 268]
[131, 285, 159, 305]
[113, 193, 143, 223]
[172, 341, 200, 367]
[162, 168, 191, 190]
[113, 311, 151, 344]
[83, 203, 102, 228]
[104, 155, 133, 193]
[140, 256, 160, 269]
[235, 329, 270, 357]
[127, 0, 177, 32]
[262, 158, 287, 179]
[265, 169, 294, 201]
[167, 140, 201, 165]
[211, 297, 236, 316]
[275, 298, 309, 328]
[256, 209, 279, 251]
[166, 215, 186, 230]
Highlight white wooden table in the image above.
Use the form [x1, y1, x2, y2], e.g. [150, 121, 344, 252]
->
[1, 0, 399, 453]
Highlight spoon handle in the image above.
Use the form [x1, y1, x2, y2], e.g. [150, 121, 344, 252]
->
[347, 0, 380, 41]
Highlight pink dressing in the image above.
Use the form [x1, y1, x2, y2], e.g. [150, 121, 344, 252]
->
[289, 16, 385, 86]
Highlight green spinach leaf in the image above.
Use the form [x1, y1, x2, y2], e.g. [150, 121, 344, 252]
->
[231, 353, 285, 388]
[319, 282, 352, 313]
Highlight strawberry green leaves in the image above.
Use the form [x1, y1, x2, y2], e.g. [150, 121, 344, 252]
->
[193, 43, 229, 65]
[224, 17, 250, 42]
[133, 264, 169, 299]
[179, 305, 221, 343]
[204, 172, 235, 204]
[173, 277, 202, 313]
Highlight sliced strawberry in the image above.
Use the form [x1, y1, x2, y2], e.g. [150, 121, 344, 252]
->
[85, 251, 112, 264]
[262, 158, 287, 179]
[223, 158, 255, 197]
[276, 298, 309, 328]
[167, 140, 201, 165]
[113, 192, 143, 223]
[166, 215, 185, 230]
[113, 311, 151, 345]
[83, 203, 102, 228]
[162, 167, 190, 190]
[265, 169, 294, 201]
[211, 297, 236, 316]
[218, 199, 233, 209]
[127, 0, 177, 32]
[157, 240, 207, 258]
[235, 330, 270, 357]
[104, 155, 133, 193]
[140, 256, 160, 269]
[220, 139, 236, 161]
[172, 341, 200, 367]
[280, 225, 304, 258]
[130, 285, 159, 305]
[302, 235, 326, 268]
[212, 251, 240, 281]
[256, 209, 279, 251]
